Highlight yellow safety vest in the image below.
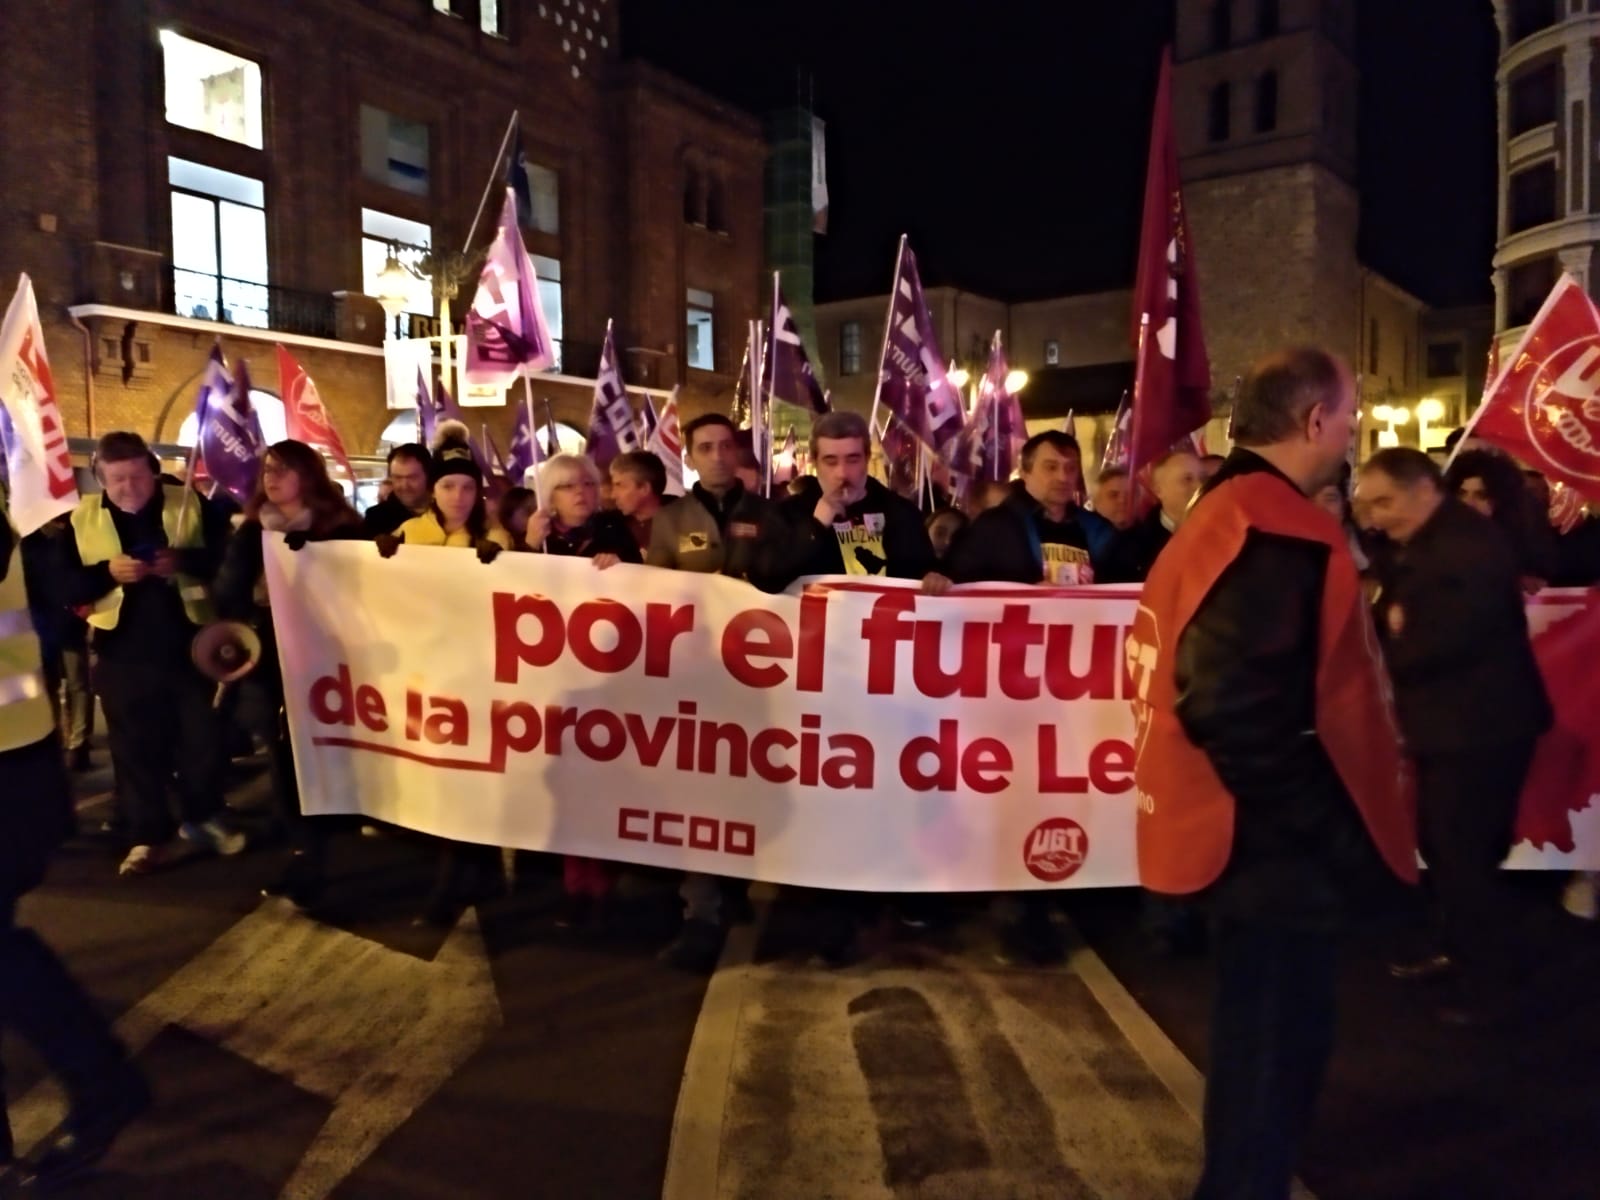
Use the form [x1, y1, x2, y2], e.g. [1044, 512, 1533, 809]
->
[0, 524, 54, 753]
[397, 511, 476, 548]
[70, 485, 214, 629]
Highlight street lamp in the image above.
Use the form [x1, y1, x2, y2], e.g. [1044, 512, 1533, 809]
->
[1416, 397, 1445, 450]
[1371, 403, 1410, 449]
[1004, 369, 1029, 393]
[374, 248, 413, 329]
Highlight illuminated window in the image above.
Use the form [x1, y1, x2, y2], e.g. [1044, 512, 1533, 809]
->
[533, 254, 563, 371]
[160, 31, 263, 149]
[169, 157, 267, 327]
[361, 209, 433, 329]
[687, 288, 715, 371]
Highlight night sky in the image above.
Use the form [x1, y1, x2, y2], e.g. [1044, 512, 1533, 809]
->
[622, 0, 1498, 309]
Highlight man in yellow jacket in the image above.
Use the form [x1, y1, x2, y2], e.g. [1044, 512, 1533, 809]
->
[0, 487, 149, 1187]
[60, 432, 242, 875]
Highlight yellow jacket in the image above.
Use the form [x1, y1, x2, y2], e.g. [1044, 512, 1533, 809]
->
[396, 511, 476, 548]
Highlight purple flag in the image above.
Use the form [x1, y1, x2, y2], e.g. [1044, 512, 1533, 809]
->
[507, 397, 542, 482]
[638, 393, 660, 445]
[415, 367, 437, 445]
[585, 321, 641, 469]
[953, 333, 1026, 482]
[874, 238, 964, 458]
[198, 350, 266, 504]
[464, 187, 554, 385]
[761, 275, 828, 414]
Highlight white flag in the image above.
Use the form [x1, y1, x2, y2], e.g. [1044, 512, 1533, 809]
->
[648, 387, 686, 497]
[0, 274, 79, 535]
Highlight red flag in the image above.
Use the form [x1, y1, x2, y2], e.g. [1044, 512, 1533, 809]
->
[1466, 274, 1600, 505]
[1130, 47, 1211, 476]
[1515, 594, 1600, 851]
[276, 345, 355, 480]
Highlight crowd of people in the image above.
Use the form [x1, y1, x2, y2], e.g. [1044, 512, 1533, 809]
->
[4, 347, 1599, 1189]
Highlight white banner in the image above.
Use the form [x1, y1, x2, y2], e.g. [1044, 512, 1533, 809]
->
[0, 273, 79, 535]
[264, 540, 1600, 889]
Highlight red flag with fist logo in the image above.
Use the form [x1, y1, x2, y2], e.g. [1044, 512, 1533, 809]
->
[1466, 274, 1600, 505]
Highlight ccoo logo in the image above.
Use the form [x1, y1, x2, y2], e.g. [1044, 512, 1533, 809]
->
[1023, 817, 1088, 883]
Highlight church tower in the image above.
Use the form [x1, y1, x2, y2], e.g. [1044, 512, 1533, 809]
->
[1173, 0, 1362, 391]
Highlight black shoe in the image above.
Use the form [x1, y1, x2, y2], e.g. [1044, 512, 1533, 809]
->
[553, 893, 593, 930]
[996, 917, 1067, 968]
[68, 746, 92, 773]
[1389, 952, 1454, 983]
[20, 1064, 150, 1190]
[818, 929, 864, 969]
[261, 854, 323, 910]
[659, 919, 723, 973]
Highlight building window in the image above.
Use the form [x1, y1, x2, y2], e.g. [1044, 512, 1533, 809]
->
[1258, 0, 1279, 37]
[1425, 342, 1464, 378]
[683, 167, 706, 226]
[360, 209, 433, 330]
[1509, 0, 1559, 45]
[1508, 161, 1559, 233]
[529, 164, 559, 234]
[1044, 339, 1061, 366]
[1367, 318, 1380, 375]
[480, 0, 505, 36]
[1508, 63, 1559, 137]
[840, 321, 862, 375]
[707, 178, 727, 233]
[1210, 1, 1232, 50]
[1208, 83, 1231, 143]
[360, 105, 430, 197]
[686, 288, 715, 371]
[169, 157, 268, 327]
[533, 254, 563, 371]
[159, 31, 263, 149]
[1507, 257, 1558, 326]
[1254, 72, 1278, 133]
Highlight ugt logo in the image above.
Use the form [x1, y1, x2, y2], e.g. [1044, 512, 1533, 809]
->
[1023, 818, 1088, 883]
[1528, 336, 1600, 482]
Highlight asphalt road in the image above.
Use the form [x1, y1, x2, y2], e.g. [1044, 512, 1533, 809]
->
[4, 752, 1598, 1200]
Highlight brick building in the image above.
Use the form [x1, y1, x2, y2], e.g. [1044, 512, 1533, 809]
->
[0, 0, 765, 467]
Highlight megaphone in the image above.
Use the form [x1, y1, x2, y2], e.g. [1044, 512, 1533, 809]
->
[191, 621, 262, 707]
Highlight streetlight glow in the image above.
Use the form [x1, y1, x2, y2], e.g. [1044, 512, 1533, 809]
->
[1004, 369, 1029, 393]
[1417, 397, 1445, 423]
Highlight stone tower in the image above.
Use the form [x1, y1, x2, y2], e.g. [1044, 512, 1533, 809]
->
[1173, 0, 1362, 391]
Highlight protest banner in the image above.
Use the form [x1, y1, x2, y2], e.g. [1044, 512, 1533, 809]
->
[265, 540, 1600, 887]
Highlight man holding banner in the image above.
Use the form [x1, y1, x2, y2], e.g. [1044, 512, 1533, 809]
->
[1129, 347, 1416, 1200]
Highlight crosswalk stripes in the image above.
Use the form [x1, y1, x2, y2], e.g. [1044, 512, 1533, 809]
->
[665, 899, 1318, 1200]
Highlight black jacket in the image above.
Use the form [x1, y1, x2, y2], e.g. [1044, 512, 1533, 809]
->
[751, 476, 936, 593]
[543, 510, 642, 562]
[1100, 506, 1175, 584]
[213, 511, 366, 688]
[362, 496, 423, 538]
[1553, 516, 1600, 586]
[944, 481, 1118, 585]
[59, 489, 232, 664]
[1373, 496, 1553, 757]
[1173, 449, 1398, 930]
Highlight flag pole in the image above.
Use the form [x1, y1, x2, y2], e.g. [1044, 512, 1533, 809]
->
[462, 111, 520, 256]
[1129, 312, 1151, 490]
[867, 234, 908, 442]
[768, 270, 780, 499]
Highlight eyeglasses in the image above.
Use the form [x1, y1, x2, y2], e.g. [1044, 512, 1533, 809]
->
[261, 463, 292, 478]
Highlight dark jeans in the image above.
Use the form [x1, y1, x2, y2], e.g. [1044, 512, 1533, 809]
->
[95, 655, 226, 845]
[237, 673, 322, 861]
[60, 638, 95, 752]
[1416, 740, 1538, 999]
[1195, 919, 1337, 1200]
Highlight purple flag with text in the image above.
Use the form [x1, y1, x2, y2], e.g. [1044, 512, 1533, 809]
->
[198, 350, 266, 504]
[954, 332, 1026, 482]
[464, 187, 554, 386]
[585, 321, 641, 469]
[874, 237, 964, 459]
[761, 275, 828, 414]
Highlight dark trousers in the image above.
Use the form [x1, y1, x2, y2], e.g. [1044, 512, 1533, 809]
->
[1416, 740, 1538, 998]
[60, 638, 95, 752]
[95, 656, 226, 846]
[237, 674, 321, 861]
[1195, 919, 1337, 1200]
[0, 740, 128, 1151]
